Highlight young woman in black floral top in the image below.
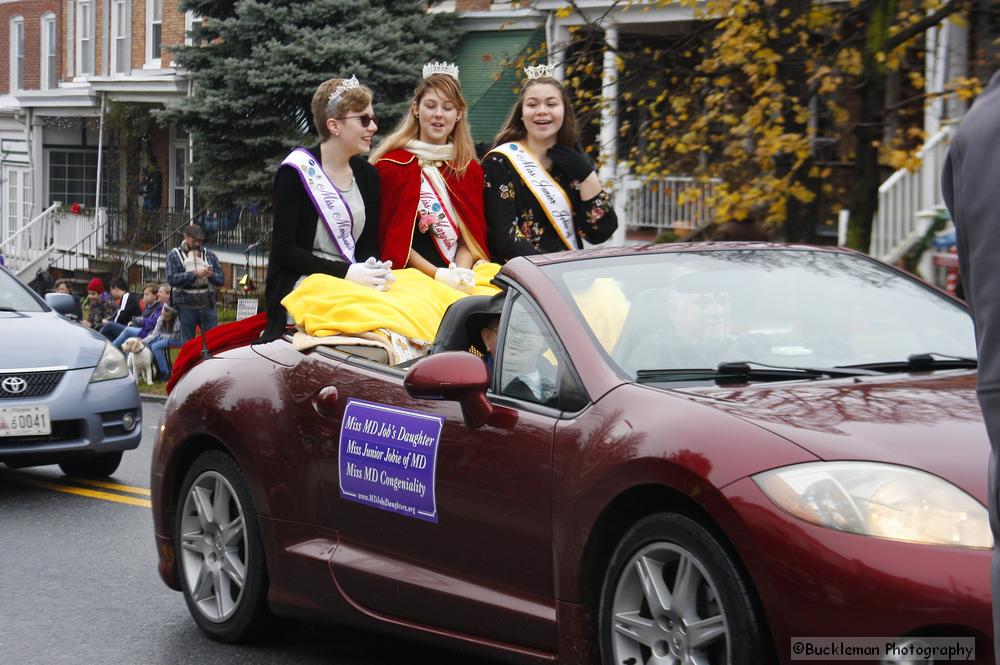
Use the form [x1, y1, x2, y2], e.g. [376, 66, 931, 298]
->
[483, 69, 617, 261]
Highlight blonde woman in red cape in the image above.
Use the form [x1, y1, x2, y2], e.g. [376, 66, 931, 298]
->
[372, 62, 490, 293]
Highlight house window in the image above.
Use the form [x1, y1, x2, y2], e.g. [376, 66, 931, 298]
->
[10, 17, 24, 91]
[41, 13, 57, 89]
[3, 166, 33, 241]
[76, 1, 95, 76]
[172, 145, 188, 212]
[147, 0, 162, 66]
[184, 10, 202, 47]
[47, 150, 113, 209]
[111, 0, 130, 75]
[65, 1, 75, 77]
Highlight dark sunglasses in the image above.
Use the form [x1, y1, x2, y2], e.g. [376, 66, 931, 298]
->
[337, 114, 378, 129]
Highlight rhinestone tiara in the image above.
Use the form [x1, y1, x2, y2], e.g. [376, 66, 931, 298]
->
[423, 61, 460, 80]
[523, 63, 555, 80]
[326, 75, 361, 110]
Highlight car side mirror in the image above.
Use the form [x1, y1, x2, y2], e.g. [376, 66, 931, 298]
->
[45, 292, 79, 319]
[404, 351, 493, 429]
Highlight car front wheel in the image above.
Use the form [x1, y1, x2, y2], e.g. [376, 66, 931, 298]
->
[598, 513, 769, 665]
[175, 450, 272, 642]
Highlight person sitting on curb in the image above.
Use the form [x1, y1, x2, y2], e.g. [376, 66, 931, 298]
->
[99, 277, 142, 341]
[81, 277, 113, 330]
[144, 303, 183, 382]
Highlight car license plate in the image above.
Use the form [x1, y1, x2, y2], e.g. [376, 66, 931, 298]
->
[0, 405, 51, 437]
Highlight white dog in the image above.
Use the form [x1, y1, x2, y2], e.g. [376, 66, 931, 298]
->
[122, 337, 154, 385]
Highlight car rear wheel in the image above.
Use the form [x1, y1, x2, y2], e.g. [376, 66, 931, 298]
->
[58, 452, 122, 478]
[175, 450, 272, 642]
[598, 513, 769, 665]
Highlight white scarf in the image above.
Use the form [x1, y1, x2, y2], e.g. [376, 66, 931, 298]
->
[405, 140, 463, 263]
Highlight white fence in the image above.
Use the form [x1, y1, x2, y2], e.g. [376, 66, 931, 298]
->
[619, 175, 720, 231]
[870, 126, 953, 260]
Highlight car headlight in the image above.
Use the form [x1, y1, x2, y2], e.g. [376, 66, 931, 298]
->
[90, 342, 129, 383]
[753, 461, 992, 549]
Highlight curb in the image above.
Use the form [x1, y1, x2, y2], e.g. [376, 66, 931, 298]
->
[139, 393, 168, 403]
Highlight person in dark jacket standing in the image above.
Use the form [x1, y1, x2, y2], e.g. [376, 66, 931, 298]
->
[140, 155, 163, 211]
[941, 68, 1000, 664]
[263, 75, 392, 341]
[166, 224, 224, 343]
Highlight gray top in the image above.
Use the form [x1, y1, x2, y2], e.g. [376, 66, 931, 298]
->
[311, 180, 366, 263]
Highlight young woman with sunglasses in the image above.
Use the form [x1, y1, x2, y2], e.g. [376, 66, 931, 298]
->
[263, 75, 393, 340]
[484, 66, 617, 261]
[370, 62, 489, 293]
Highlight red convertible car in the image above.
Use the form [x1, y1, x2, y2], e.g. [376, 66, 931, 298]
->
[151, 244, 992, 665]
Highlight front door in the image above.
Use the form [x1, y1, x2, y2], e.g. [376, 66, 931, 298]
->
[311, 294, 573, 653]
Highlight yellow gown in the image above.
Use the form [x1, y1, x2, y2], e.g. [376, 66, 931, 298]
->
[282, 262, 501, 344]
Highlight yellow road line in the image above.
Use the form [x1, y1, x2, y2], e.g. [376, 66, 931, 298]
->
[62, 477, 152, 496]
[0, 471, 151, 508]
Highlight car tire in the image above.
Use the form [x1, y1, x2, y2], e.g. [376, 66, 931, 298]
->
[598, 513, 769, 665]
[58, 452, 123, 478]
[175, 450, 273, 643]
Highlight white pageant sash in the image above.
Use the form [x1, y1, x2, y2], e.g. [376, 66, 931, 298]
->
[417, 171, 460, 263]
[491, 142, 577, 250]
[282, 148, 356, 263]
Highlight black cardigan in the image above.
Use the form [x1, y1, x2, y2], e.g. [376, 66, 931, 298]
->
[263, 146, 381, 340]
[112, 291, 143, 326]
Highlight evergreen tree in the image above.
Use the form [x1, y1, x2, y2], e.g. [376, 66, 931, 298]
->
[157, 0, 455, 208]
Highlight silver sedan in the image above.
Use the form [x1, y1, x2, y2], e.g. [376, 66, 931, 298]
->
[0, 265, 142, 477]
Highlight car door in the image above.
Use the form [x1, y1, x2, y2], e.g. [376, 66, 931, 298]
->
[312, 291, 576, 652]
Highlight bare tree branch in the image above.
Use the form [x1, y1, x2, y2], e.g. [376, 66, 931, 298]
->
[885, 0, 965, 51]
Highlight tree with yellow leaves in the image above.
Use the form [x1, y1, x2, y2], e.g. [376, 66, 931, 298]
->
[554, 0, 989, 248]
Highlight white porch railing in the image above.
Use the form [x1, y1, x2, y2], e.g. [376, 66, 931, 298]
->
[870, 126, 953, 260]
[0, 205, 110, 279]
[47, 208, 111, 274]
[619, 175, 720, 230]
[0, 203, 62, 278]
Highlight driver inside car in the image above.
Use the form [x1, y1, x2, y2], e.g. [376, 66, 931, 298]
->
[499, 306, 558, 404]
[666, 277, 736, 368]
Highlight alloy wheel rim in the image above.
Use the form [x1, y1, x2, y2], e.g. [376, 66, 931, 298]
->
[179, 470, 248, 623]
[610, 541, 729, 665]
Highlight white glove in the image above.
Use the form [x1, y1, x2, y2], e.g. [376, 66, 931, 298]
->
[435, 263, 475, 293]
[346, 257, 394, 291]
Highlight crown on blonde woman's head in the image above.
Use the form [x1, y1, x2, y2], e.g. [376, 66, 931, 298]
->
[523, 63, 555, 80]
[423, 61, 460, 80]
[326, 75, 361, 110]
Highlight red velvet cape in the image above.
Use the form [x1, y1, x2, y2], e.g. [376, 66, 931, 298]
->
[375, 149, 489, 266]
[165, 312, 267, 393]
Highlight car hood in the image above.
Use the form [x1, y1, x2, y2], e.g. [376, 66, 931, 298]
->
[0, 311, 108, 370]
[674, 370, 988, 502]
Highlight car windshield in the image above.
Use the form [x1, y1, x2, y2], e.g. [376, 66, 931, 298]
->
[0, 269, 46, 313]
[546, 249, 976, 380]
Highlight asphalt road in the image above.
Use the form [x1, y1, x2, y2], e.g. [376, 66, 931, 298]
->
[0, 399, 498, 665]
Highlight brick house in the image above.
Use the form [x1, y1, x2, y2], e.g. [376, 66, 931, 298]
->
[0, 1, 260, 294]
